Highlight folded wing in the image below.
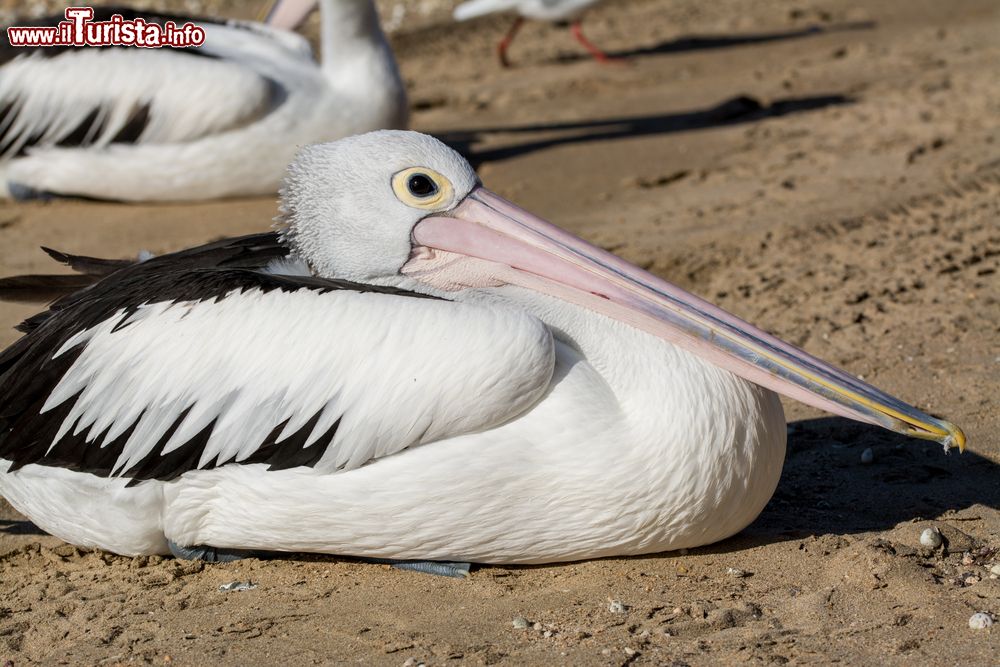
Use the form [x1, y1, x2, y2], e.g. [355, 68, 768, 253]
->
[0, 249, 555, 483]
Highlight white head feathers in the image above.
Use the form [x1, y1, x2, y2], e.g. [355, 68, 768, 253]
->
[278, 130, 479, 282]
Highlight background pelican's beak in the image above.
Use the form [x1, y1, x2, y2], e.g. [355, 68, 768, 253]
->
[411, 187, 966, 451]
[260, 0, 318, 30]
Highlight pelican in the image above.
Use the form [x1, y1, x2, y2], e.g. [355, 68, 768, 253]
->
[453, 0, 613, 67]
[0, 0, 406, 201]
[0, 131, 964, 577]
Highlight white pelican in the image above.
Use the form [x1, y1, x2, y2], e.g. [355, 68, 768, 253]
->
[453, 0, 612, 67]
[0, 131, 964, 577]
[0, 0, 406, 201]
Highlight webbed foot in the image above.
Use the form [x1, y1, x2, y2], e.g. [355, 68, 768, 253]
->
[166, 540, 473, 577]
[168, 540, 258, 563]
[365, 558, 472, 578]
[8, 182, 54, 202]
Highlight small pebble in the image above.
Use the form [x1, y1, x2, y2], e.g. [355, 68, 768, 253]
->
[860, 447, 874, 464]
[727, 567, 750, 578]
[920, 527, 943, 548]
[532, 622, 542, 631]
[968, 612, 993, 630]
[962, 553, 975, 566]
[989, 564, 1000, 576]
[512, 616, 529, 630]
[608, 600, 628, 614]
[543, 630, 553, 638]
[624, 647, 637, 657]
[964, 575, 981, 586]
[217, 581, 256, 593]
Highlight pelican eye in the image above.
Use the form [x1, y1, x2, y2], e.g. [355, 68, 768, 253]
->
[407, 173, 437, 198]
[392, 167, 453, 210]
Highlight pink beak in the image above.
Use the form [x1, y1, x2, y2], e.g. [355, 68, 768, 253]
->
[261, 0, 317, 30]
[411, 187, 966, 451]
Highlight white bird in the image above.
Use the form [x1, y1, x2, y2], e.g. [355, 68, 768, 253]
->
[453, 0, 613, 67]
[0, 0, 406, 201]
[0, 131, 964, 576]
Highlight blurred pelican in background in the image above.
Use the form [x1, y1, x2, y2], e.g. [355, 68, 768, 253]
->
[453, 0, 614, 67]
[0, 0, 406, 201]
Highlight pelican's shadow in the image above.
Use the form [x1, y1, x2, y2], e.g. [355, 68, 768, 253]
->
[551, 21, 877, 63]
[439, 94, 855, 166]
[0, 517, 46, 536]
[738, 416, 996, 544]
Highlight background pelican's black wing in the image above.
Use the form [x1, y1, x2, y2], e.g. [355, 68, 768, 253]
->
[0, 9, 281, 160]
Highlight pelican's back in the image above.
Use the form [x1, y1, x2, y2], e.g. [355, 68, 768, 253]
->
[453, 0, 521, 21]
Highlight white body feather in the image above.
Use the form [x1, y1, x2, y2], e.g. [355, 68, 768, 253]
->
[0, 286, 785, 563]
[454, 0, 602, 22]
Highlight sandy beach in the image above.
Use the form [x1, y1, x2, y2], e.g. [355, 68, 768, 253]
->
[1, 0, 998, 663]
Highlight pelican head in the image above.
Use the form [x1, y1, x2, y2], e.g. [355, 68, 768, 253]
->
[279, 130, 966, 451]
[281, 132, 478, 280]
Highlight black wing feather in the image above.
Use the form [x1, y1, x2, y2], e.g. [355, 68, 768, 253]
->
[0, 274, 99, 303]
[5, 232, 289, 329]
[41, 245, 133, 276]
[0, 245, 133, 303]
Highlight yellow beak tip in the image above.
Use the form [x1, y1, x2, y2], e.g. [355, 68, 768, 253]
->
[944, 422, 967, 453]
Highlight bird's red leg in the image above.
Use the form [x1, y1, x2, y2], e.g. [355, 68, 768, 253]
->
[570, 20, 621, 64]
[498, 17, 525, 68]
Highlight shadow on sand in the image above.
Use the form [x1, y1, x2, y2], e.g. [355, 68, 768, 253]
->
[693, 416, 997, 558]
[551, 21, 877, 64]
[439, 94, 855, 166]
[0, 518, 46, 536]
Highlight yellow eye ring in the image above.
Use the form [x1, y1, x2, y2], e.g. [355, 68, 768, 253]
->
[391, 167, 453, 210]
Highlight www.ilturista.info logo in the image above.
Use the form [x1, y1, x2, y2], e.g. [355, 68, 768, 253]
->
[7, 7, 206, 48]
